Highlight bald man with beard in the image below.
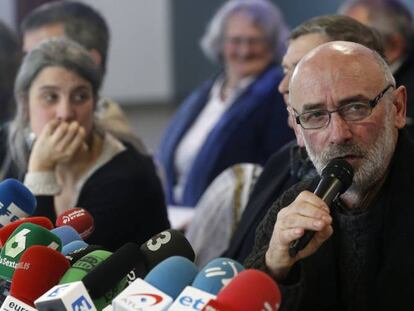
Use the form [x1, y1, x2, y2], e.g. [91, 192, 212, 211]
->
[245, 41, 413, 310]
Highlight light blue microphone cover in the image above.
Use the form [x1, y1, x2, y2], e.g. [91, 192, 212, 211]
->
[192, 257, 245, 295]
[144, 256, 198, 299]
[62, 239, 88, 255]
[0, 179, 36, 227]
[51, 225, 82, 246]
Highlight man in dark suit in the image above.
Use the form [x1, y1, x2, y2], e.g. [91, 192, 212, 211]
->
[340, 0, 414, 136]
[225, 15, 384, 263]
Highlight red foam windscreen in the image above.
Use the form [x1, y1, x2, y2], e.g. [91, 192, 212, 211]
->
[0, 217, 54, 247]
[55, 207, 95, 239]
[10, 245, 70, 306]
[214, 269, 281, 311]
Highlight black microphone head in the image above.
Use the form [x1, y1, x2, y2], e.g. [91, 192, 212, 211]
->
[82, 242, 144, 299]
[321, 158, 354, 194]
[66, 244, 104, 265]
[140, 229, 195, 270]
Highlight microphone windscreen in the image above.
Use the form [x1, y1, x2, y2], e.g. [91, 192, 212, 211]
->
[55, 208, 94, 239]
[144, 256, 198, 299]
[192, 258, 245, 295]
[215, 269, 281, 311]
[59, 250, 112, 284]
[82, 242, 144, 299]
[321, 158, 353, 191]
[0, 179, 36, 227]
[10, 245, 70, 307]
[65, 244, 104, 265]
[0, 223, 62, 281]
[62, 240, 88, 256]
[0, 217, 53, 247]
[141, 229, 195, 270]
[50, 225, 82, 246]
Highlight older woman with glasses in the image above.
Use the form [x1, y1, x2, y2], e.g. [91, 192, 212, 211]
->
[158, 0, 294, 207]
[0, 38, 169, 250]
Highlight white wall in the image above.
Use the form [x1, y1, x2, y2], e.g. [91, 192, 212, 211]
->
[0, 0, 15, 29]
[79, 0, 173, 104]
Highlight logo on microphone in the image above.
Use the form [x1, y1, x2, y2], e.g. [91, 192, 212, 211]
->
[71, 295, 93, 311]
[47, 284, 70, 297]
[120, 293, 163, 308]
[204, 260, 240, 286]
[146, 231, 171, 252]
[0, 202, 27, 226]
[4, 228, 30, 258]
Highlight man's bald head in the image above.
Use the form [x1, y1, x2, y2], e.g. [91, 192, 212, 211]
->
[289, 41, 395, 106]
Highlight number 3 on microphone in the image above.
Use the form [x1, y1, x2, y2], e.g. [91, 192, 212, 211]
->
[146, 231, 171, 251]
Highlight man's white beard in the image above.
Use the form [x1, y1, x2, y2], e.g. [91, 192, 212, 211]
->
[303, 111, 396, 197]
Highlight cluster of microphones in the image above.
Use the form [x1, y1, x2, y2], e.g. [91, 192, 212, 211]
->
[0, 178, 282, 311]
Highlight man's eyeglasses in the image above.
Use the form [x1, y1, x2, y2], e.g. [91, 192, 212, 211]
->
[294, 84, 395, 130]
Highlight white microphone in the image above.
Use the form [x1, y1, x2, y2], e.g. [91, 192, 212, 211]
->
[0, 296, 37, 311]
[34, 282, 97, 311]
[112, 278, 173, 311]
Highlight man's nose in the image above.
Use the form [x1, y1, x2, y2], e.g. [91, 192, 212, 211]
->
[328, 112, 353, 144]
[278, 73, 290, 98]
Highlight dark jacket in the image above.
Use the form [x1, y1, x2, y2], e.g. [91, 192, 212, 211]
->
[157, 65, 294, 206]
[245, 130, 414, 311]
[225, 140, 315, 263]
[0, 125, 170, 251]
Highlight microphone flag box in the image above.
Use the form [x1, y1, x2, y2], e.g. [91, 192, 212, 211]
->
[112, 278, 172, 311]
[168, 286, 215, 311]
[0, 295, 37, 311]
[34, 281, 97, 311]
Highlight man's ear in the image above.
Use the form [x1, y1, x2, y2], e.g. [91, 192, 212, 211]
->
[392, 85, 407, 129]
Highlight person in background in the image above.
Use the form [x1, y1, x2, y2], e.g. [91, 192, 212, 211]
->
[20, 0, 147, 153]
[158, 0, 294, 207]
[246, 40, 411, 310]
[0, 21, 21, 124]
[1, 38, 169, 251]
[225, 15, 384, 263]
[339, 0, 414, 136]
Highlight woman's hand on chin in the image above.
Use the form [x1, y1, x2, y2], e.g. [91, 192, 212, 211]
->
[28, 119, 86, 172]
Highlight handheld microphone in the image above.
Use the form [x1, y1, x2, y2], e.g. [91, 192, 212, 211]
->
[56, 208, 95, 239]
[289, 158, 353, 257]
[0, 217, 54, 247]
[82, 242, 143, 299]
[202, 269, 281, 311]
[169, 258, 244, 310]
[0, 223, 62, 281]
[60, 250, 127, 310]
[9, 245, 70, 307]
[112, 256, 198, 311]
[0, 179, 36, 228]
[51, 225, 82, 246]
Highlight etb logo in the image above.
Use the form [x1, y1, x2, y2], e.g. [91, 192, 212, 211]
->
[71, 295, 93, 311]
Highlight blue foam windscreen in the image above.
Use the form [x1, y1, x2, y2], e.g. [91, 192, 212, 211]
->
[62, 239, 88, 255]
[192, 257, 245, 295]
[144, 256, 198, 299]
[51, 225, 82, 246]
[0, 179, 36, 227]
